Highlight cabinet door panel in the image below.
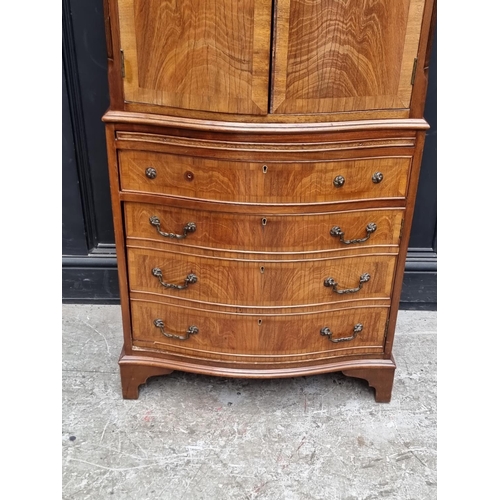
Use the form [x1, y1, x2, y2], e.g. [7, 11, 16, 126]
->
[271, 0, 425, 114]
[118, 0, 272, 114]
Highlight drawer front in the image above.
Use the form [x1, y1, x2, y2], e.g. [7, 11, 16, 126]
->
[128, 248, 396, 307]
[119, 150, 410, 203]
[130, 300, 389, 360]
[124, 202, 404, 254]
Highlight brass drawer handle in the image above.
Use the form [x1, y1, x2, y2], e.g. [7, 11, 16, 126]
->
[149, 216, 196, 239]
[324, 273, 370, 294]
[330, 222, 377, 245]
[151, 268, 197, 289]
[154, 319, 199, 341]
[320, 323, 363, 343]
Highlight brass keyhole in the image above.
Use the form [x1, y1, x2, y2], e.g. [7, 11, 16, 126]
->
[262, 218, 267, 226]
[260, 266, 265, 274]
[258, 319, 262, 326]
[262, 165, 268, 173]
[184, 171, 194, 181]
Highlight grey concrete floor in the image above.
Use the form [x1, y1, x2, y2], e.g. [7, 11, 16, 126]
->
[62, 305, 437, 500]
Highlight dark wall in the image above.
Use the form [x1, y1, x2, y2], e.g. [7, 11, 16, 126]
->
[401, 30, 437, 310]
[62, 0, 437, 310]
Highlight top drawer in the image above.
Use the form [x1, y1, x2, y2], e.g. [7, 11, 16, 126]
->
[118, 150, 411, 204]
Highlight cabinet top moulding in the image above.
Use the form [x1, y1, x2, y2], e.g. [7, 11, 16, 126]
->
[102, 0, 436, 124]
[103, 112, 429, 135]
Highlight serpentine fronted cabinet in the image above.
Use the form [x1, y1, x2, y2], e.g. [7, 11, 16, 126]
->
[102, 0, 436, 401]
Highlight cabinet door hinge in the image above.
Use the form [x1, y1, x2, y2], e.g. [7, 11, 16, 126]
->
[120, 49, 125, 78]
[411, 58, 418, 85]
[399, 218, 405, 240]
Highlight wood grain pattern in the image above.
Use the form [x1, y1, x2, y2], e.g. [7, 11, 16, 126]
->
[342, 362, 395, 402]
[383, 129, 427, 357]
[119, 150, 411, 204]
[130, 300, 389, 362]
[103, 0, 436, 401]
[119, 354, 173, 399]
[124, 202, 404, 255]
[127, 248, 397, 307]
[105, 124, 133, 350]
[121, 101, 412, 123]
[117, 0, 271, 114]
[121, 191, 407, 214]
[116, 131, 416, 154]
[409, 0, 436, 118]
[103, 109, 430, 127]
[130, 293, 390, 316]
[272, 0, 425, 114]
[104, 0, 125, 109]
[119, 350, 396, 379]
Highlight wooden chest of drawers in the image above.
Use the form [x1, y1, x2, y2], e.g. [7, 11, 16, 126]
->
[102, 0, 435, 402]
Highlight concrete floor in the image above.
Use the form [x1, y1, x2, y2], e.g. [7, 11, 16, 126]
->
[62, 305, 437, 500]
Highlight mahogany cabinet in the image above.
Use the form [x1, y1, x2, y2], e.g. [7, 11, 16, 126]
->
[102, 0, 436, 401]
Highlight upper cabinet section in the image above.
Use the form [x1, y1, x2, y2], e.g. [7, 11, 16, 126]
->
[118, 0, 272, 114]
[110, 0, 433, 120]
[271, 0, 425, 114]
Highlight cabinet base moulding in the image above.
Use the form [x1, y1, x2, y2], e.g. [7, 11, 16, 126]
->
[119, 350, 396, 402]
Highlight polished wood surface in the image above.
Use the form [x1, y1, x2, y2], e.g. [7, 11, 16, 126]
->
[117, 0, 272, 114]
[409, 0, 436, 118]
[119, 358, 173, 399]
[130, 300, 389, 361]
[127, 248, 397, 307]
[115, 129, 417, 153]
[119, 150, 411, 204]
[106, 0, 430, 121]
[103, 0, 436, 401]
[118, 350, 396, 399]
[342, 362, 396, 403]
[124, 202, 404, 255]
[120, 103, 413, 123]
[272, 0, 425, 114]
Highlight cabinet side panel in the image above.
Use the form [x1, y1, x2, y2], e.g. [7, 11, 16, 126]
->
[105, 125, 133, 351]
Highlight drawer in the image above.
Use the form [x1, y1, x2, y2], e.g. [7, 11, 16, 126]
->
[124, 202, 404, 254]
[130, 300, 389, 361]
[119, 150, 411, 204]
[127, 248, 397, 307]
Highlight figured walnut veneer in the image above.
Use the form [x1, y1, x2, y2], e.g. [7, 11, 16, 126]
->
[103, 0, 436, 401]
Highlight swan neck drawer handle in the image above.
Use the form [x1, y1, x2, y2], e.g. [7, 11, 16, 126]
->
[320, 323, 363, 343]
[151, 268, 197, 289]
[149, 216, 196, 239]
[330, 222, 377, 245]
[324, 273, 370, 294]
[153, 319, 199, 340]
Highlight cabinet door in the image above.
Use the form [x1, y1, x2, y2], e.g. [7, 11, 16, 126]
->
[118, 0, 272, 114]
[271, 0, 425, 115]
